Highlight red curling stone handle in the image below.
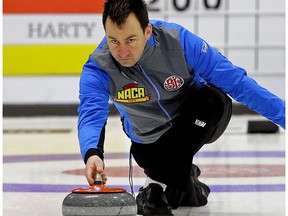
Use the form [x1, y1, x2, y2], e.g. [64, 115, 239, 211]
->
[72, 184, 126, 194]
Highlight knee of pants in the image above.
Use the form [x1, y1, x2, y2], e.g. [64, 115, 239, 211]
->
[182, 86, 232, 143]
[203, 87, 232, 143]
[182, 89, 229, 124]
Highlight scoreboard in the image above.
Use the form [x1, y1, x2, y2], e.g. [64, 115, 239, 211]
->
[145, 0, 285, 76]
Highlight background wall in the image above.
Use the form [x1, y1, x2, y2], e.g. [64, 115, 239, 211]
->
[3, 0, 285, 108]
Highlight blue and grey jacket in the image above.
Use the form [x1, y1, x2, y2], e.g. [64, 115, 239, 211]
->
[78, 20, 285, 161]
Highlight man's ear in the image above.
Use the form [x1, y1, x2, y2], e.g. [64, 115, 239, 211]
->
[145, 23, 153, 39]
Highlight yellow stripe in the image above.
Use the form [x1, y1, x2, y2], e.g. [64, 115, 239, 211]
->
[3, 45, 98, 75]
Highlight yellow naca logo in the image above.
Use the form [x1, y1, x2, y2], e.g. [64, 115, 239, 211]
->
[114, 83, 150, 103]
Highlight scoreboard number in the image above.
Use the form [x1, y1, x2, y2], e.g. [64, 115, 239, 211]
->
[147, 0, 222, 12]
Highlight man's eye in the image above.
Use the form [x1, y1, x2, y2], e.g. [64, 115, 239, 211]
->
[111, 40, 118, 44]
[128, 39, 135, 43]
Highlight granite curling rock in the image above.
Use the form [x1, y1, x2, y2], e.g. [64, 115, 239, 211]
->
[62, 173, 137, 216]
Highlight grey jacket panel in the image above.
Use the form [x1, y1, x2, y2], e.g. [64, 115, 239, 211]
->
[91, 25, 196, 143]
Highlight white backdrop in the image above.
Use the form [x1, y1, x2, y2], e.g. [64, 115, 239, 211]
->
[3, 0, 285, 104]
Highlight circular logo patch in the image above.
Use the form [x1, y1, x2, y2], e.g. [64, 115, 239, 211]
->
[164, 75, 184, 91]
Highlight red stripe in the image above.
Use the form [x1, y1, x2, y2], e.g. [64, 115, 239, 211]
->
[3, 0, 106, 14]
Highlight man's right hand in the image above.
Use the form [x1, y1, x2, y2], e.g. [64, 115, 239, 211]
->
[85, 155, 105, 185]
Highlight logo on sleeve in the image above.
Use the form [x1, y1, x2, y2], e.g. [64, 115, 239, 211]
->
[114, 83, 150, 103]
[164, 75, 184, 91]
[201, 41, 208, 53]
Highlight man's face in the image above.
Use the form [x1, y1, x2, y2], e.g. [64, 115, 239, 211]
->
[105, 13, 152, 67]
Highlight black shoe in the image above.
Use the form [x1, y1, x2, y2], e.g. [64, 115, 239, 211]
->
[136, 183, 174, 216]
[191, 164, 210, 204]
[165, 164, 210, 209]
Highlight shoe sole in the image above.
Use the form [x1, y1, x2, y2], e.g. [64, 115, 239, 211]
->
[143, 213, 174, 216]
[143, 205, 174, 216]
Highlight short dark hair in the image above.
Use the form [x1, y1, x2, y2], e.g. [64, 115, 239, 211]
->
[102, 0, 149, 32]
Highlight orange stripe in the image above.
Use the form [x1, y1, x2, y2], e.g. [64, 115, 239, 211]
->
[3, 0, 106, 14]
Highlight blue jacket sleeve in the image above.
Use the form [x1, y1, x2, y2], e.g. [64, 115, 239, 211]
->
[179, 27, 285, 128]
[78, 57, 110, 161]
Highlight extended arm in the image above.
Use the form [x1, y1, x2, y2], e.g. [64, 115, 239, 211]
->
[78, 57, 111, 183]
[179, 27, 285, 128]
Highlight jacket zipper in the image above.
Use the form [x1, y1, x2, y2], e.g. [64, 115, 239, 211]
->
[120, 71, 138, 84]
[137, 62, 172, 121]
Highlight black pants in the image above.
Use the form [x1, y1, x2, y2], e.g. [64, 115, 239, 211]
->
[131, 85, 232, 190]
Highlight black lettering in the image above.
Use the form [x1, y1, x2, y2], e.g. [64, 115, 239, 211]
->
[147, 0, 160, 12]
[58, 23, 70, 38]
[27, 22, 96, 39]
[204, 0, 221, 9]
[42, 23, 57, 38]
[173, 0, 190, 11]
[28, 23, 42, 38]
[70, 23, 81, 38]
[83, 23, 96, 38]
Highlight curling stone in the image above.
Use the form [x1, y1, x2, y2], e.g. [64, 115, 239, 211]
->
[62, 173, 137, 216]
